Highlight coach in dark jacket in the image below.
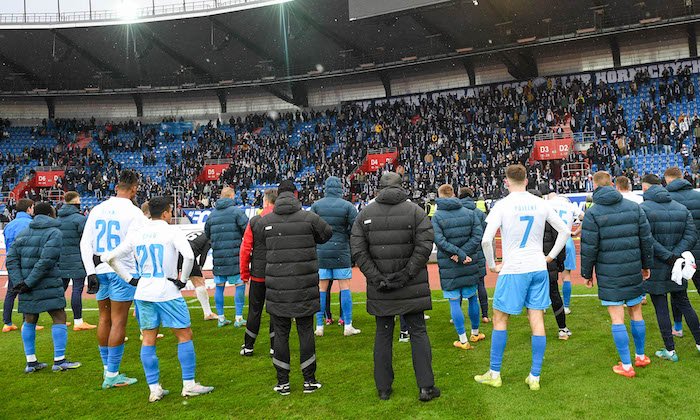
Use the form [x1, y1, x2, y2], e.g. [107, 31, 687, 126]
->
[665, 167, 700, 291]
[351, 172, 439, 402]
[640, 175, 700, 357]
[460, 188, 489, 321]
[57, 192, 93, 330]
[259, 180, 332, 393]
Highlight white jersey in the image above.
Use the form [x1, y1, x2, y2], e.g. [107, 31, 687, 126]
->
[107, 220, 194, 302]
[621, 191, 643, 204]
[80, 197, 148, 275]
[548, 197, 583, 231]
[484, 191, 569, 275]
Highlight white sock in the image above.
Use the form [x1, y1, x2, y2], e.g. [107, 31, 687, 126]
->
[622, 363, 632, 370]
[74, 318, 83, 326]
[696, 344, 700, 351]
[235, 315, 243, 322]
[149, 383, 161, 392]
[106, 371, 119, 378]
[54, 356, 65, 362]
[669, 349, 677, 355]
[183, 379, 195, 388]
[195, 286, 212, 316]
[490, 369, 500, 378]
[103, 365, 108, 372]
[316, 325, 324, 331]
[458, 333, 468, 343]
[26, 354, 37, 363]
[218, 314, 225, 322]
[635, 354, 645, 359]
[471, 329, 479, 336]
[528, 373, 540, 381]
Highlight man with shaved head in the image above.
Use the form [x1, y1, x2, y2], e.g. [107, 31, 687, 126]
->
[205, 187, 249, 327]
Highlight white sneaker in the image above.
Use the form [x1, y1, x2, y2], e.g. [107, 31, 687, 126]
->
[314, 326, 324, 337]
[344, 325, 361, 336]
[564, 307, 571, 315]
[148, 385, 169, 403]
[558, 328, 572, 340]
[424, 314, 431, 320]
[181, 383, 214, 397]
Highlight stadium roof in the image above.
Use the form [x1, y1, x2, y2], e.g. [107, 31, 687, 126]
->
[0, 0, 696, 101]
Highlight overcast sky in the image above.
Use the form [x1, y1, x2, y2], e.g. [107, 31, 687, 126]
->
[0, 1, 190, 15]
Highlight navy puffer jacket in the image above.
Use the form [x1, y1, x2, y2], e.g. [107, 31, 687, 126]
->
[640, 185, 697, 295]
[310, 176, 358, 269]
[581, 186, 654, 302]
[666, 178, 700, 262]
[461, 197, 487, 278]
[432, 197, 484, 291]
[57, 204, 87, 279]
[6, 215, 65, 314]
[204, 198, 249, 276]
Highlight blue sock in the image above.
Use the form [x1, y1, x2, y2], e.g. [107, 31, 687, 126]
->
[468, 294, 480, 331]
[317, 291, 327, 327]
[562, 281, 572, 307]
[107, 344, 125, 373]
[340, 289, 353, 325]
[674, 321, 683, 331]
[449, 299, 466, 335]
[531, 335, 546, 377]
[215, 285, 225, 318]
[21, 322, 36, 357]
[611, 324, 631, 365]
[490, 329, 508, 372]
[234, 284, 245, 317]
[177, 340, 196, 381]
[630, 320, 646, 356]
[51, 324, 68, 361]
[140, 345, 159, 385]
[98, 346, 109, 367]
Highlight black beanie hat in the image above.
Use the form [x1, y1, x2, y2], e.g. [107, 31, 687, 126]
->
[278, 180, 297, 193]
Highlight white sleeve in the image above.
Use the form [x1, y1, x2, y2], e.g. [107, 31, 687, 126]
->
[481, 205, 501, 269]
[572, 203, 585, 220]
[546, 206, 571, 259]
[103, 234, 135, 282]
[80, 212, 98, 276]
[173, 229, 195, 281]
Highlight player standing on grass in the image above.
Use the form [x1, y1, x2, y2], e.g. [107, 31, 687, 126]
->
[103, 196, 213, 402]
[581, 171, 654, 378]
[80, 169, 147, 389]
[204, 187, 248, 328]
[475, 164, 570, 391]
[547, 193, 583, 314]
[2, 198, 35, 333]
[431, 184, 485, 350]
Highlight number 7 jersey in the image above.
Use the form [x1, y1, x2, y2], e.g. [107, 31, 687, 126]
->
[485, 191, 568, 275]
[80, 196, 148, 275]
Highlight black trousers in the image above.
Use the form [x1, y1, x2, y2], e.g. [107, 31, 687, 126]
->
[477, 276, 489, 318]
[548, 270, 567, 329]
[244, 281, 274, 350]
[374, 312, 434, 392]
[271, 315, 316, 384]
[62, 278, 84, 320]
[672, 277, 700, 324]
[651, 291, 700, 351]
[3, 277, 17, 325]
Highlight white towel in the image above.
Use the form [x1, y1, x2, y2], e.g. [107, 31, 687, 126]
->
[682, 251, 697, 281]
[672, 258, 684, 285]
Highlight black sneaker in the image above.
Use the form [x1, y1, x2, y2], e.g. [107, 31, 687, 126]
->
[378, 388, 392, 400]
[303, 381, 322, 394]
[273, 383, 291, 396]
[399, 331, 410, 343]
[419, 386, 441, 402]
[240, 345, 254, 357]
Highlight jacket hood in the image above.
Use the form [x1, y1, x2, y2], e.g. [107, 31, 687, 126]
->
[274, 191, 302, 215]
[460, 197, 476, 210]
[643, 185, 672, 203]
[666, 178, 693, 193]
[375, 186, 409, 205]
[592, 186, 623, 205]
[57, 204, 79, 217]
[324, 176, 343, 198]
[29, 214, 60, 229]
[436, 197, 463, 211]
[215, 197, 235, 209]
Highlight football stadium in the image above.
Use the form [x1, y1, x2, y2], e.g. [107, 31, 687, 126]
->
[3, 0, 700, 418]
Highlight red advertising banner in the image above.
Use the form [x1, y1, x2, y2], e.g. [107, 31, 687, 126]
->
[532, 139, 573, 160]
[33, 170, 65, 187]
[361, 152, 398, 172]
[197, 164, 230, 182]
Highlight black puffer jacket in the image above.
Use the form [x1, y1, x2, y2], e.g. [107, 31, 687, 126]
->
[260, 192, 332, 317]
[543, 221, 566, 277]
[351, 186, 434, 317]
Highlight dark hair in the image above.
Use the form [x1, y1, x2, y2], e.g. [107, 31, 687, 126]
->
[278, 180, 297, 194]
[16, 198, 34, 213]
[458, 187, 474, 199]
[34, 201, 55, 217]
[641, 174, 661, 185]
[117, 169, 140, 191]
[148, 196, 172, 219]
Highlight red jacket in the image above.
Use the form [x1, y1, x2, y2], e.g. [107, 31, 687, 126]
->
[240, 206, 274, 282]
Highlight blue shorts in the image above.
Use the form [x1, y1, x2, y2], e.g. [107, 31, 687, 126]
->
[96, 272, 136, 302]
[443, 285, 478, 300]
[601, 295, 645, 307]
[214, 274, 242, 285]
[493, 271, 551, 315]
[564, 237, 577, 271]
[319, 268, 352, 280]
[135, 298, 191, 330]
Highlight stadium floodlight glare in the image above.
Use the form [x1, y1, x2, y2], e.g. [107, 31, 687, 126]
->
[118, 1, 140, 22]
